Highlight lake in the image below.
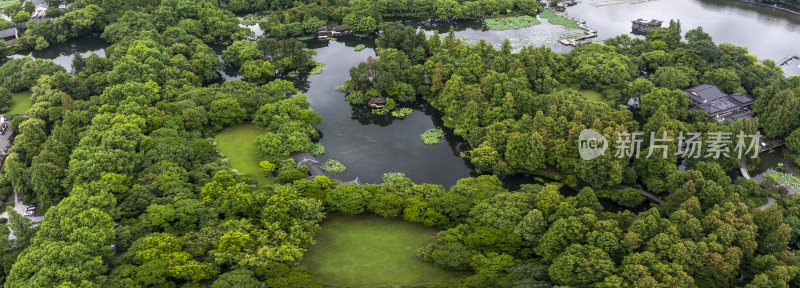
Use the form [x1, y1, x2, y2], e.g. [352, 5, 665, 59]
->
[4, 0, 800, 190]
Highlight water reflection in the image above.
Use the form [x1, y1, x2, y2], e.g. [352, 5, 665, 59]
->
[6, 36, 106, 70]
[568, 0, 800, 76]
[298, 39, 475, 187]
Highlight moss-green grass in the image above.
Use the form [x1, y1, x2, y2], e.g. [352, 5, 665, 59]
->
[8, 90, 32, 115]
[303, 215, 462, 287]
[215, 124, 274, 186]
[743, 195, 768, 208]
[579, 89, 606, 103]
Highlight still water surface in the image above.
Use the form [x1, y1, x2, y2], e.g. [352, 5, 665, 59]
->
[3, 0, 799, 190]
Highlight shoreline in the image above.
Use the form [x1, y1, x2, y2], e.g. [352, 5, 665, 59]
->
[738, 0, 800, 16]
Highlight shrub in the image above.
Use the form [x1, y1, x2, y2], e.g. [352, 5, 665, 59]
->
[309, 143, 325, 156]
[382, 172, 407, 182]
[391, 108, 413, 119]
[345, 90, 370, 104]
[335, 85, 348, 92]
[259, 161, 276, 174]
[277, 168, 309, 183]
[420, 128, 445, 145]
[310, 62, 325, 75]
[595, 188, 645, 208]
[322, 159, 346, 174]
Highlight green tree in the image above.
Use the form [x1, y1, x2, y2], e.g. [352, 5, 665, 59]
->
[548, 244, 615, 286]
[207, 98, 246, 131]
[326, 184, 371, 215]
[12, 10, 30, 23]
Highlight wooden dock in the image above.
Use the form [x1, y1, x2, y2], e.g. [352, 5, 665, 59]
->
[553, 10, 598, 47]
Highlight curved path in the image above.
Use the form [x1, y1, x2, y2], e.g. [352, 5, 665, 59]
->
[740, 157, 752, 180]
[612, 184, 665, 204]
[292, 152, 324, 178]
[758, 197, 776, 210]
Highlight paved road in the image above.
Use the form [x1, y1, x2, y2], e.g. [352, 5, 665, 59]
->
[758, 197, 776, 210]
[0, 189, 43, 240]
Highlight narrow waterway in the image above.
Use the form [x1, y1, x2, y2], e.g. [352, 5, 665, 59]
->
[7, 36, 106, 71]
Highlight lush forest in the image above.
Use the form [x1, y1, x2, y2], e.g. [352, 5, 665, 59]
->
[0, 0, 798, 287]
[345, 21, 794, 192]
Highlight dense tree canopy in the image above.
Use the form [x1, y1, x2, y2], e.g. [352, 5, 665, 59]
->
[0, 2, 798, 287]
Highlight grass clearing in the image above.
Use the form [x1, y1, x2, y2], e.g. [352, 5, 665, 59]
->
[485, 15, 541, 30]
[215, 124, 274, 187]
[579, 89, 606, 103]
[8, 90, 32, 115]
[303, 215, 461, 287]
[743, 195, 768, 208]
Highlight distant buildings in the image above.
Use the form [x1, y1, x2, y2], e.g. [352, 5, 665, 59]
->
[631, 18, 663, 33]
[317, 25, 352, 39]
[684, 84, 755, 122]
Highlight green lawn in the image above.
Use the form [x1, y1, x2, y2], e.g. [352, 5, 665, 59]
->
[215, 124, 274, 186]
[579, 89, 606, 103]
[303, 215, 462, 287]
[8, 90, 32, 115]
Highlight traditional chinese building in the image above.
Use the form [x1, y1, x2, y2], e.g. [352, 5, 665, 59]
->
[684, 84, 755, 122]
[317, 25, 352, 39]
[631, 19, 663, 33]
[0, 28, 17, 41]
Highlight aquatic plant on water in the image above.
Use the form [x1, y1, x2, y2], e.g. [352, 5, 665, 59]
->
[391, 108, 413, 119]
[485, 15, 541, 30]
[309, 143, 325, 156]
[538, 9, 581, 30]
[559, 30, 586, 39]
[354, 44, 366, 51]
[420, 128, 445, 145]
[335, 84, 349, 92]
[766, 169, 800, 191]
[382, 172, 407, 182]
[297, 36, 314, 41]
[371, 107, 389, 115]
[322, 159, 347, 174]
[310, 62, 325, 75]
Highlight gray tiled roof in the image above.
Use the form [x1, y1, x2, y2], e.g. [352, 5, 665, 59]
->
[684, 84, 755, 122]
[684, 84, 727, 104]
[729, 92, 753, 105]
[0, 28, 16, 39]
